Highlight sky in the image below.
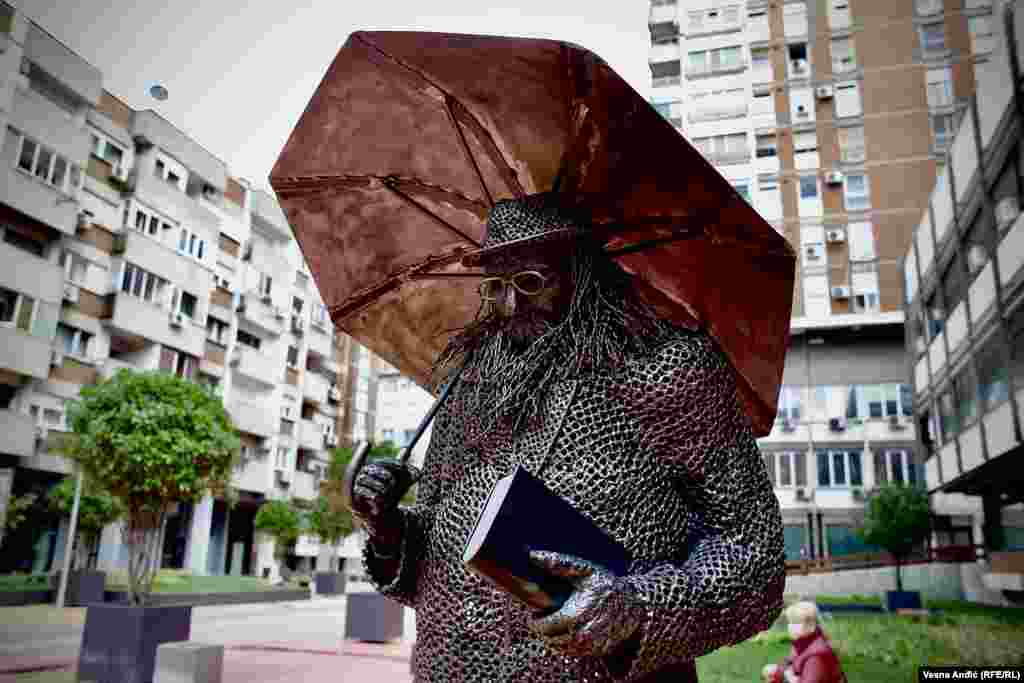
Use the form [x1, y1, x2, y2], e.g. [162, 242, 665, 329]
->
[23, 0, 653, 192]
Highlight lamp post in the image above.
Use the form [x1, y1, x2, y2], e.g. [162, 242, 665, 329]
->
[55, 465, 83, 608]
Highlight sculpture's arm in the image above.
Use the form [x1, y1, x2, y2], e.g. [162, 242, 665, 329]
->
[361, 404, 452, 607]
[619, 334, 786, 679]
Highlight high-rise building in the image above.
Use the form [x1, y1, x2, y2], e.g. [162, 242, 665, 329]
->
[903, 1, 1024, 596]
[0, 3, 380, 580]
[648, 0, 997, 560]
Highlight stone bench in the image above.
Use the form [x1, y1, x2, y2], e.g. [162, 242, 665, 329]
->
[154, 641, 223, 683]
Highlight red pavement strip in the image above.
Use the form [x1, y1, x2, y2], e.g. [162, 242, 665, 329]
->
[0, 642, 412, 682]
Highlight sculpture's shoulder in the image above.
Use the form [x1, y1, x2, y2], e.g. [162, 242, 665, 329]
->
[619, 327, 731, 395]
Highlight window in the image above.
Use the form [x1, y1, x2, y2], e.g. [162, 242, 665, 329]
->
[120, 263, 169, 306]
[838, 126, 865, 162]
[847, 222, 875, 262]
[174, 351, 195, 379]
[1012, 310, 1024, 392]
[90, 134, 125, 175]
[938, 389, 958, 441]
[312, 303, 329, 328]
[932, 112, 957, 150]
[154, 155, 186, 191]
[915, 0, 942, 15]
[794, 132, 818, 155]
[926, 67, 953, 108]
[827, 525, 877, 556]
[777, 386, 804, 421]
[652, 100, 682, 127]
[172, 290, 197, 319]
[926, 293, 945, 339]
[834, 83, 862, 118]
[748, 9, 769, 35]
[56, 323, 92, 357]
[756, 134, 778, 158]
[751, 87, 775, 116]
[292, 297, 304, 315]
[803, 274, 831, 317]
[942, 257, 967, 311]
[817, 449, 863, 487]
[206, 316, 229, 345]
[60, 250, 89, 284]
[295, 270, 309, 289]
[976, 338, 1010, 412]
[968, 16, 994, 55]
[258, 273, 273, 298]
[287, 345, 299, 368]
[828, 0, 851, 29]
[851, 269, 880, 313]
[13, 132, 80, 194]
[799, 175, 819, 200]
[751, 48, 771, 75]
[176, 229, 206, 262]
[2, 226, 45, 258]
[783, 3, 808, 38]
[920, 23, 946, 52]
[275, 448, 290, 469]
[687, 46, 743, 75]
[788, 43, 810, 77]
[846, 383, 912, 418]
[692, 133, 748, 163]
[844, 173, 870, 211]
[732, 180, 751, 203]
[236, 329, 262, 350]
[831, 37, 856, 72]
[954, 365, 979, 427]
[651, 60, 682, 87]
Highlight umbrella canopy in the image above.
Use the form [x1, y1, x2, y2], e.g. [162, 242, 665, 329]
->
[271, 31, 795, 437]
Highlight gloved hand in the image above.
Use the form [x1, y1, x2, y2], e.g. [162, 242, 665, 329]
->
[350, 461, 418, 556]
[527, 550, 642, 658]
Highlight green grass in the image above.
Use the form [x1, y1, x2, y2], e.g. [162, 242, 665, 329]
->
[13, 670, 75, 683]
[0, 573, 51, 592]
[104, 569, 295, 593]
[697, 599, 1024, 683]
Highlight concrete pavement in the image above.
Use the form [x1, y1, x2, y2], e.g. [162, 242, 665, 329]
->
[0, 597, 415, 682]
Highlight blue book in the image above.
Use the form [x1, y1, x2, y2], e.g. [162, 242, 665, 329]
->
[462, 464, 632, 614]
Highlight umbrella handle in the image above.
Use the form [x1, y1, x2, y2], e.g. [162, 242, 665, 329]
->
[341, 441, 372, 512]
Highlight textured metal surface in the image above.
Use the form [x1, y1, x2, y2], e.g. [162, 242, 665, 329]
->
[270, 31, 795, 436]
[362, 328, 786, 681]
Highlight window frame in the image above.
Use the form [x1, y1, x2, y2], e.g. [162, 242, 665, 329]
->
[816, 449, 863, 488]
[14, 132, 80, 195]
[843, 173, 871, 211]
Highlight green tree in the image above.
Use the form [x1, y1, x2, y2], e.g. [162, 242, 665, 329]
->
[308, 494, 354, 570]
[857, 483, 932, 592]
[59, 369, 240, 605]
[47, 475, 125, 570]
[254, 499, 301, 581]
[2, 492, 39, 536]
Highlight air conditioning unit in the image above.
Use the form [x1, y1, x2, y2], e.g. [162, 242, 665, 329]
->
[825, 171, 844, 185]
[829, 416, 847, 432]
[328, 387, 341, 402]
[256, 446, 271, 458]
[826, 228, 846, 243]
[76, 210, 93, 231]
[851, 487, 865, 501]
[236, 295, 247, 313]
[324, 433, 338, 447]
[815, 85, 834, 99]
[169, 311, 185, 327]
[291, 315, 305, 334]
[273, 306, 285, 320]
[281, 405, 294, 420]
[242, 242, 253, 261]
[805, 245, 819, 259]
[50, 350, 65, 366]
[889, 414, 907, 430]
[275, 469, 292, 486]
[62, 283, 80, 303]
[791, 59, 809, 75]
[260, 291, 273, 304]
[831, 286, 851, 299]
[996, 196, 1020, 228]
[795, 487, 812, 502]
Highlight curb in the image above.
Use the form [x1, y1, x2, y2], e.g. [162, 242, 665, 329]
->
[0, 658, 75, 675]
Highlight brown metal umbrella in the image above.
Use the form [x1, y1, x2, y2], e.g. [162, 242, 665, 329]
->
[270, 31, 795, 437]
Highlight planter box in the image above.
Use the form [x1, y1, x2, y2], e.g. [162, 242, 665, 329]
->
[884, 590, 923, 612]
[51, 570, 106, 607]
[344, 592, 403, 643]
[315, 571, 346, 596]
[0, 590, 52, 607]
[78, 603, 191, 683]
[103, 588, 309, 607]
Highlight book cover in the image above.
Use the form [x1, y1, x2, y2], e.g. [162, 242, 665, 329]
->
[462, 465, 631, 613]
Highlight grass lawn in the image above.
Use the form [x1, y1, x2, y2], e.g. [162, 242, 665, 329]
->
[0, 569, 303, 595]
[12, 670, 75, 683]
[697, 599, 1024, 683]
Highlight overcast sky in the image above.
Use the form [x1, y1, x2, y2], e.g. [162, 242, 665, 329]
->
[22, 0, 652, 192]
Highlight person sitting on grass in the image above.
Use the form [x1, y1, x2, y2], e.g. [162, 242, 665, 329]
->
[762, 601, 847, 683]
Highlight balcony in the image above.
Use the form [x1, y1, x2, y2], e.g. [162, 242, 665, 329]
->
[302, 369, 331, 405]
[236, 294, 285, 336]
[105, 292, 205, 357]
[250, 189, 292, 242]
[0, 241, 63, 305]
[132, 111, 227, 190]
[230, 346, 279, 388]
[686, 60, 747, 79]
[0, 409, 37, 457]
[227, 398, 276, 439]
[0, 302, 60, 380]
[24, 23, 102, 105]
[291, 470, 318, 501]
[649, 42, 679, 64]
[119, 231, 211, 297]
[200, 340, 227, 379]
[0, 165, 79, 236]
[649, 3, 677, 26]
[754, 154, 780, 175]
[298, 419, 324, 452]
[10, 81, 91, 164]
[983, 552, 1024, 593]
[99, 357, 136, 381]
[132, 169, 221, 236]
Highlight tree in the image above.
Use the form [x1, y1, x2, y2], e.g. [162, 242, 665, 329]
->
[47, 475, 125, 571]
[59, 369, 240, 605]
[856, 483, 931, 592]
[254, 499, 301, 581]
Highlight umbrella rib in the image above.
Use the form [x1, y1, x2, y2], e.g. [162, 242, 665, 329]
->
[383, 180, 482, 247]
[354, 33, 525, 199]
[444, 95, 494, 208]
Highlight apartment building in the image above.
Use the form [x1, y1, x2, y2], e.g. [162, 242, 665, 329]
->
[0, 3, 379, 580]
[648, 0, 997, 559]
[903, 0, 1024, 594]
[375, 362, 434, 462]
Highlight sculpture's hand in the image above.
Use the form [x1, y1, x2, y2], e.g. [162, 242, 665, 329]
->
[527, 550, 641, 658]
[351, 462, 417, 555]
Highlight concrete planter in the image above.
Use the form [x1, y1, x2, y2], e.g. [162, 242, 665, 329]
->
[103, 588, 310, 607]
[50, 570, 106, 607]
[344, 592, 403, 643]
[884, 590, 923, 611]
[314, 571, 346, 596]
[78, 603, 191, 683]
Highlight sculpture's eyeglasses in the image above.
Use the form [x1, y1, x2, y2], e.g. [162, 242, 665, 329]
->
[478, 271, 550, 301]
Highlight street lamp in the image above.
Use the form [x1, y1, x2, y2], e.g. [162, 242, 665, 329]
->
[55, 465, 83, 608]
